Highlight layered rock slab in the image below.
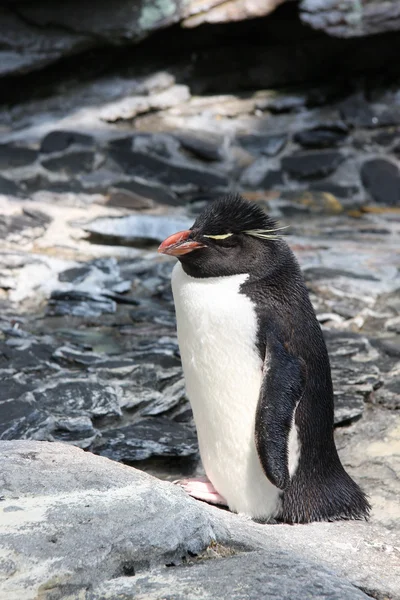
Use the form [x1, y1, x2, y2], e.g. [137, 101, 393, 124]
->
[0, 441, 399, 600]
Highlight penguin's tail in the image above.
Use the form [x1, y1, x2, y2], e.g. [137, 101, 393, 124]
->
[277, 460, 371, 524]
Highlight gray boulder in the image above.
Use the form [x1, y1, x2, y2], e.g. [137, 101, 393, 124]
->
[300, 0, 400, 37]
[0, 441, 399, 600]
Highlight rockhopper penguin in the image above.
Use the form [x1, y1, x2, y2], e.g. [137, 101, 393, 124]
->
[158, 194, 370, 523]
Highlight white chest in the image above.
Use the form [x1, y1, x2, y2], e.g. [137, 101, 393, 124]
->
[171, 263, 281, 519]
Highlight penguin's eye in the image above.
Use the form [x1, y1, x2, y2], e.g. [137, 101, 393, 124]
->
[203, 233, 233, 240]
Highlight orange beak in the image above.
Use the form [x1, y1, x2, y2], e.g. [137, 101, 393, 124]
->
[158, 230, 206, 256]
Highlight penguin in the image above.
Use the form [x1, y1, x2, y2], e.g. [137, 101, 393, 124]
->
[158, 194, 370, 523]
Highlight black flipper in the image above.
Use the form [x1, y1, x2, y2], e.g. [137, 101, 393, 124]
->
[255, 336, 305, 490]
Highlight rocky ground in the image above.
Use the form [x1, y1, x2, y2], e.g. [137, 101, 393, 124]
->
[0, 16, 400, 598]
[1, 441, 399, 600]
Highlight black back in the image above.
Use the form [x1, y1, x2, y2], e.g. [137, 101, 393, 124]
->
[241, 242, 370, 522]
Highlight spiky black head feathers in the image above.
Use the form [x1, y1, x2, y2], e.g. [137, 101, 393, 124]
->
[192, 194, 279, 237]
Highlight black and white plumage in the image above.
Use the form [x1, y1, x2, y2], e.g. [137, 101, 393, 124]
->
[158, 194, 370, 523]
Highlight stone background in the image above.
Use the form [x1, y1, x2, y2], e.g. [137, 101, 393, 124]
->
[0, 1, 399, 599]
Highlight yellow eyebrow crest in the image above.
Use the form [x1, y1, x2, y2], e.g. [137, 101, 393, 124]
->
[203, 233, 234, 240]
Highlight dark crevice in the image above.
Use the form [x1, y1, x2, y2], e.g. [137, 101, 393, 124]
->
[121, 561, 136, 577]
[2, 3, 400, 107]
[355, 586, 390, 600]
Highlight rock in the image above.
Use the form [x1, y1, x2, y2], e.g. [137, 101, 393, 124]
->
[177, 134, 223, 162]
[0, 396, 39, 438]
[96, 551, 371, 599]
[45, 258, 137, 315]
[240, 157, 284, 189]
[33, 380, 122, 420]
[260, 170, 285, 189]
[47, 290, 117, 317]
[339, 94, 378, 128]
[266, 94, 307, 113]
[83, 214, 192, 246]
[277, 190, 343, 214]
[40, 130, 95, 153]
[95, 417, 198, 463]
[333, 393, 364, 426]
[371, 129, 400, 146]
[237, 134, 288, 157]
[53, 345, 106, 368]
[109, 149, 228, 190]
[294, 124, 348, 148]
[371, 370, 400, 410]
[21, 174, 83, 195]
[100, 85, 190, 122]
[0, 441, 399, 600]
[386, 316, 400, 333]
[0, 208, 52, 243]
[0, 376, 34, 403]
[300, 0, 400, 37]
[0, 143, 37, 169]
[335, 407, 400, 530]
[0, 175, 20, 196]
[182, 0, 287, 27]
[0, 6, 88, 77]
[282, 151, 345, 180]
[0, 441, 215, 597]
[309, 182, 359, 198]
[361, 159, 400, 206]
[371, 337, 400, 359]
[0, 340, 55, 373]
[50, 415, 100, 447]
[304, 267, 379, 282]
[78, 169, 127, 193]
[41, 150, 96, 175]
[323, 331, 383, 425]
[376, 106, 400, 127]
[115, 362, 186, 418]
[112, 178, 179, 206]
[106, 187, 154, 210]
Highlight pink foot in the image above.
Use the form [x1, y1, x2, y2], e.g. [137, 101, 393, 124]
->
[174, 476, 227, 506]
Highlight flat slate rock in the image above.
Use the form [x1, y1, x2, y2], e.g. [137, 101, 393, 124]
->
[0, 175, 20, 196]
[32, 379, 122, 419]
[339, 94, 378, 128]
[106, 187, 155, 210]
[0, 396, 39, 438]
[333, 393, 365, 426]
[109, 149, 228, 189]
[177, 134, 223, 162]
[240, 157, 284, 188]
[95, 417, 198, 463]
[372, 373, 400, 410]
[112, 178, 179, 206]
[281, 151, 345, 179]
[93, 550, 370, 600]
[0, 340, 55, 373]
[41, 150, 96, 175]
[309, 182, 359, 198]
[83, 214, 191, 246]
[361, 158, 400, 206]
[0, 143, 38, 169]
[237, 134, 288, 157]
[47, 290, 117, 317]
[0, 209, 51, 242]
[294, 125, 348, 149]
[40, 130, 95, 153]
[0, 441, 398, 600]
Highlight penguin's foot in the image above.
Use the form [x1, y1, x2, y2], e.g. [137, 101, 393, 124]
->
[174, 476, 227, 506]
